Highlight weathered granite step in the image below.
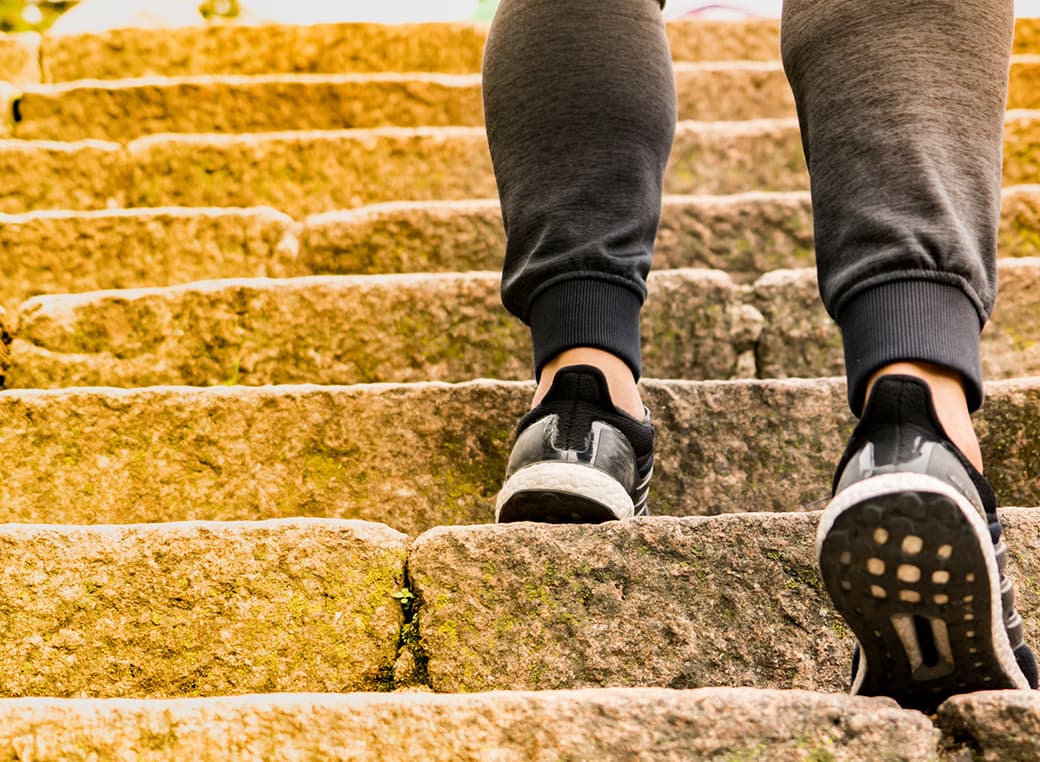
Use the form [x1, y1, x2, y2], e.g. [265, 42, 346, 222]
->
[407, 509, 1040, 694]
[304, 184, 1040, 281]
[939, 691, 1040, 761]
[19, 58, 1040, 142]
[0, 519, 406, 698]
[7, 185, 1040, 309]
[0, 689, 938, 761]
[754, 258, 1040, 382]
[8, 113, 1040, 215]
[11, 74, 488, 141]
[0, 207, 300, 312]
[0, 378, 1036, 534]
[24, 18, 1040, 82]
[8, 259, 1040, 389]
[3, 270, 761, 388]
[36, 21, 782, 83]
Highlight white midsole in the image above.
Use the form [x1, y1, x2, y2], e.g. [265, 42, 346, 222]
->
[817, 472, 1028, 692]
[495, 461, 634, 521]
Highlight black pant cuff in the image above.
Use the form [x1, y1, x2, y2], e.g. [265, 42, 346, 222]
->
[528, 280, 644, 381]
[840, 280, 984, 416]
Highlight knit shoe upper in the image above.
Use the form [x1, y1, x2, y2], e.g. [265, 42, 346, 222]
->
[495, 365, 653, 524]
[817, 375, 1036, 712]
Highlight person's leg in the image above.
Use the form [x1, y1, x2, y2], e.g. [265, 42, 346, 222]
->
[483, 0, 676, 522]
[782, 0, 1036, 709]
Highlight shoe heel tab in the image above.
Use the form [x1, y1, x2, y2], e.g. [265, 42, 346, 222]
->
[542, 364, 614, 407]
[860, 375, 945, 435]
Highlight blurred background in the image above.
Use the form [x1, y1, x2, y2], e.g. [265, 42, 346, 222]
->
[3, 0, 1040, 34]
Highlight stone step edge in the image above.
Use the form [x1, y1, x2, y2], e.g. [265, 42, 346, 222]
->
[10, 55, 1040, 143]
[0, 687, 995, 760]
[3, 184, 1040, 310]
[11, 18, 1040, 83]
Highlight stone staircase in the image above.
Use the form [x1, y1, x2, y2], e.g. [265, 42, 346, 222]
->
[0, 15, 1039, 761]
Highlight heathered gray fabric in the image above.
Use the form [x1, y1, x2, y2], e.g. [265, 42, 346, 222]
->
[483, 0, 1012, 412]
[781, 0, 1013, 412]
[482, 0, 677, 380]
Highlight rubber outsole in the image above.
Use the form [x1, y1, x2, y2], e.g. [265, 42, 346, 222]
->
[817, 473, 1029, 712]
[495, 461, 634, 524]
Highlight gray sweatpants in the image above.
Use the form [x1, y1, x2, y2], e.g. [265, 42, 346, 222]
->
[482, 0, 1013, 414]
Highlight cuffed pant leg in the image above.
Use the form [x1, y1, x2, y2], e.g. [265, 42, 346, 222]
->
[482, 0, 676, 380]
[781, 0, 1013, 413]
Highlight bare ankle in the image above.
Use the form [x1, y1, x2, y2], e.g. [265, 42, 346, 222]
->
[535, 348, 644, 419]
[866, 362, 983, 472]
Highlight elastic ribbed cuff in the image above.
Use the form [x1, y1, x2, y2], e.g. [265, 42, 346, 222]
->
[839, 280, 984, 416]
[527, 280, 644, 381]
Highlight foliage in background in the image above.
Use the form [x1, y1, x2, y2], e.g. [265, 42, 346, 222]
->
[0, 0, 72, 32]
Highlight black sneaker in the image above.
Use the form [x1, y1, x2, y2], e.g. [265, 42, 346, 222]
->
[817, 375, 1037, 712]
[495, 365, 653, 523]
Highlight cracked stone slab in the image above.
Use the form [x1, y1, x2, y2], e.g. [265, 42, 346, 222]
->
[937, 690, 1040, 761]
[5, 269, 759, 388]
[0, 378, 1037, 532]
[0, 519, 407, 697]
[0, 689, 938, 761]
[752, 259, 1040, 381]
[0, 207, 301, 311]
[410, 510, 1040, 694]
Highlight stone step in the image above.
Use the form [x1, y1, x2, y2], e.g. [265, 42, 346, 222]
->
[0, 207, 300, 312]
[753, 258, 1040, 382]
[11, 73, 488, 141]
[0, 519, 406, 698]
[2, 269, 759, 389]
[939, 691, 1040, 761]
[8, 185, 1040, 310]
[6, 259, 1039, 390]
[8, 113, 1040, 215]
[0, 378, 1036, 535]
[0, 689, 941, 761]
[36, 21, 780, 84]
[303, 184, 1040, 281]
[23, 18, 1040, 82]
[16, 58, 1040, 142]
[407, 509, 1040, 695]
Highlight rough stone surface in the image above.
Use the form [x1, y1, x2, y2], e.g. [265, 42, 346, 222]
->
[38, 21, 789, 84]
[0, 378, 1037, 534]
[0, 519, 406, 697]
[667, 118, 807, 195]
[666, 19, 780, 63]
[0, 689, 940, 761]
[999, 183, 1040, 258]
[5, 270, 759, 388]
[11, 120, 1040, 215]
[410, 513, 850, 693]
[125, 128, 497, 217]
[41, 23, 490, 81]
[410, 509, 1040, 694]
[0, 139, 126, 213]
[21, 60, 1040, 141]
[0, 207, 301, 311]
[0, 306, 9, 384]
[14, 74, 487, 141]
[302, 193, 817, 280]
[751, 260, 1040, 382]
[0, 33, 40, 85]
[116, 122, 805, 217]
[938, 691, 1040, 761]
